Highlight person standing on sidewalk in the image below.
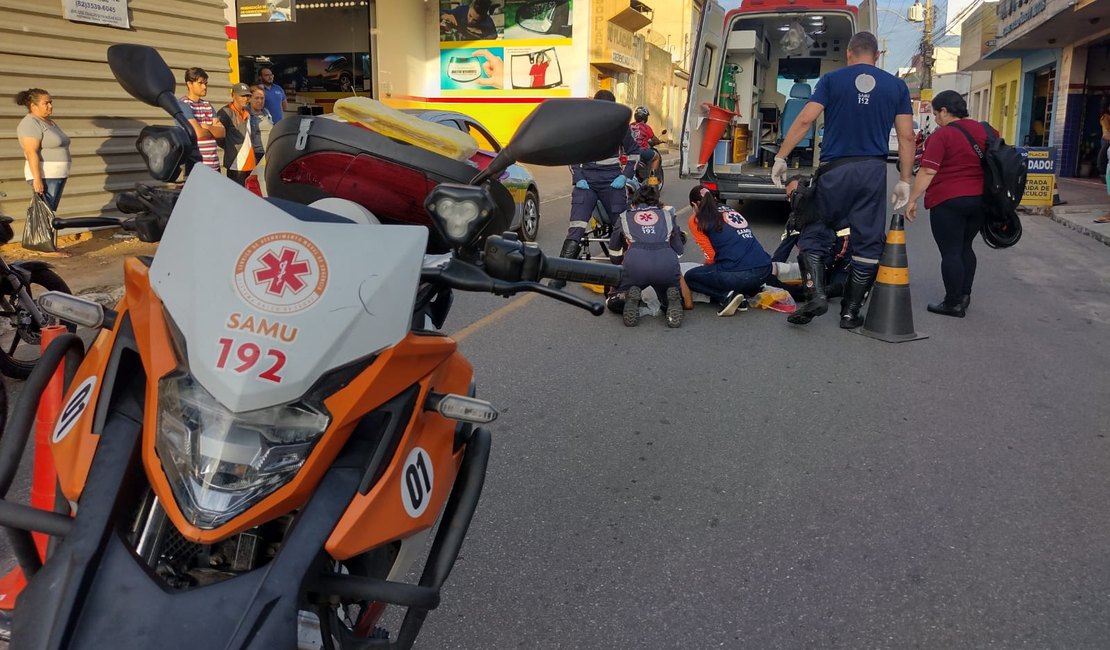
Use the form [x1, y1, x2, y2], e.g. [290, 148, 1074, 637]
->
[248, 85, 273, 164]
[904, 90, 998, 317]
[15, 88, 70, 211]
[179, 67, 224, 172]
[771, 31, 916, 329]
[216, 84, 257, 185]
[258, 67, 288, 123]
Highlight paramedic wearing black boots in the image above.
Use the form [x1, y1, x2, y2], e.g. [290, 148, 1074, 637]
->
[905, 90, 997, 318]
[551, 89, 639, 289]
[771, 31, 916, 329]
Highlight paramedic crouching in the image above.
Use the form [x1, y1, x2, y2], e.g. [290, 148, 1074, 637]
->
[771, 31, 916, 329]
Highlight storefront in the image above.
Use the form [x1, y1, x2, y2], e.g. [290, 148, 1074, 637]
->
[990, 60, 1023, 145]
[231, 0, 678, 147]
[0, 0, 231, 224]
[1070, 38, 1110, 178]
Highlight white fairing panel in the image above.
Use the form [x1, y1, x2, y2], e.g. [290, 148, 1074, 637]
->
[680, 0, 727, 179]
[150, 166, 428, 413]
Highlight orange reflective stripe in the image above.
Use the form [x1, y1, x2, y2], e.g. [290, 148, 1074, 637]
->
[876, 266, 909, 285]
[885, 230, 906, 244]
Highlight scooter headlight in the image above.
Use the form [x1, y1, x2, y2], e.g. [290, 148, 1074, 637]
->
[155, 372, 331, 529]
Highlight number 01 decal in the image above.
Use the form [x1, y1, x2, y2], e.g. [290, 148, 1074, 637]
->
[53, 377, 97, 444]
[400, 447, 434, 518]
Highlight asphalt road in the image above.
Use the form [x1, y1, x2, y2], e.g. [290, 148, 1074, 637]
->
[2, 163, 1109, 648]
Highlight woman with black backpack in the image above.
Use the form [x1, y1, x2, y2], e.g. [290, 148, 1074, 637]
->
[905, 90, 999, 318]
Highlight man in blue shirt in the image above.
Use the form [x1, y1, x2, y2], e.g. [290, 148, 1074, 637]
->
[771, 31, 916, 329]
[257, 67, 287, 123]
[440, 0, 497, 41]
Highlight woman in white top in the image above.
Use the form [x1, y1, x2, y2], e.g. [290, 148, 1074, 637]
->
[15, 88, 71, 211]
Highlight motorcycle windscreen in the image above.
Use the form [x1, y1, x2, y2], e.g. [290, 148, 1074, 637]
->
[509, 48, 562, 89]
[150, 166, 428, 413]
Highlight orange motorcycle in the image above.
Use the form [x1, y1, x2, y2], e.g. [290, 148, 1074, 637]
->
[0, 45, 625, 649]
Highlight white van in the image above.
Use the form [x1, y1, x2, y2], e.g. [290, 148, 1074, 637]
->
[680, 0, 877, 201]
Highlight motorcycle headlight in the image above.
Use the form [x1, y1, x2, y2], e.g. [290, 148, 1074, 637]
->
[136, 125, 189, 183]
[155, 372, 331, 529]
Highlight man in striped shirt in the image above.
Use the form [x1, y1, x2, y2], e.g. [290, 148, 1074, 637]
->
[180, 67, 224, 172]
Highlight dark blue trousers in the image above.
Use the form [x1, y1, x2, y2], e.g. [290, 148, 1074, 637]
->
[798, 158, 887, 266]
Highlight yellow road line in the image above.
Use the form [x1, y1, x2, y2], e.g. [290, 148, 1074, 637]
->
[451, 293, 539, 343]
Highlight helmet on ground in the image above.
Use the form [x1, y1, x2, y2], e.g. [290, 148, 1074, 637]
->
[634, 106, 649, 122]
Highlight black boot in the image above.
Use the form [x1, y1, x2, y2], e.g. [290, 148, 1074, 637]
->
[787, 251, 829, 325]
[927, 298, 966, 318]
[548, 238, 582, 289]
[959, 294, 971, 310]
[839, 264, 878, 329]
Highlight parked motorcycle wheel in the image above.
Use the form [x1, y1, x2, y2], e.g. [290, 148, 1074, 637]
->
[518, 189, 540, 242]
[0, 267, 76, 380]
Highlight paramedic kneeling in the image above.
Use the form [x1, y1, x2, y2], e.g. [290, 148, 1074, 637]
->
[771, 31, 916, 328]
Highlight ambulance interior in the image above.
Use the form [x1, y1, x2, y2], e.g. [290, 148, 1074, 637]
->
[714, 11, 855, 179]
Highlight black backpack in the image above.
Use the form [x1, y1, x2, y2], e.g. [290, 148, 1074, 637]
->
[951, 121, 1026, 248]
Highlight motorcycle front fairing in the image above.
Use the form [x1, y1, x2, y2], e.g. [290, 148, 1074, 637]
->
[8, 168, 485, 648]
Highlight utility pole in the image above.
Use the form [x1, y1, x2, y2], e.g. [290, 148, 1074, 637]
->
[921, 0, 935, 92]
[881, 37, 887, 69]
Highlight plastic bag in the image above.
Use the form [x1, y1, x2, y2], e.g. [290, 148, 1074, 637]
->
[22, 193, 57, 253]
[750, 285, 796, 313]
[639, 286, 661, 317]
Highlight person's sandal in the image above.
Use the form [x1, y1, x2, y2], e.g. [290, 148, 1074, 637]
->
[1094, 215, 1110, 224]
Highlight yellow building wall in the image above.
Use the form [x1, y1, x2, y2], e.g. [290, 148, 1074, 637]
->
[990, 60, 1022, 143]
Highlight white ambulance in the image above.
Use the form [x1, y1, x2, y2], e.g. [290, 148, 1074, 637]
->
[680, 0, 878, 201]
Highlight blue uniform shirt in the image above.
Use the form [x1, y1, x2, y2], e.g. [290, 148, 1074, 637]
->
[810, 64, 912, 161]
[262, 84, 286, 123]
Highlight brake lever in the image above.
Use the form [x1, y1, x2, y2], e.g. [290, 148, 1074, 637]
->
[491, 280, 605, 316]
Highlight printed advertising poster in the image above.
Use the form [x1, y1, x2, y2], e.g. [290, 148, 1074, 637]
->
[439, 0, 575, 95]
[441, 46, 571, 91]
[62, 0, 130, 29]
[239, 0, 295, 23]
[439, 0, 572, 42]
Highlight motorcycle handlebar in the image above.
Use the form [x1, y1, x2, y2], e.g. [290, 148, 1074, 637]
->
[540, 255, 621, 287]
[52, 217, 124, 230]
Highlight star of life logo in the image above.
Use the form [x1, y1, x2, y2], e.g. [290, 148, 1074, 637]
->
[234, 232, 329, 314]
[723, 210, 749, 230]
[633, 210, 659, 226]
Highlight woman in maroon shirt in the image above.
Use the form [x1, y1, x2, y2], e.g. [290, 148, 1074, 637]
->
[905, 90, 998, 318]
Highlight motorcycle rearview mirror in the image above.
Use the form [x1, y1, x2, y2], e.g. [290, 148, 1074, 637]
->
[474, 99, 631, 184]
[107, 44, 180, 117]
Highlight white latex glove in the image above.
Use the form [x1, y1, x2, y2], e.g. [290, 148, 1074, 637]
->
[771, 157, 789, 188]
[891, 180, 911, 211]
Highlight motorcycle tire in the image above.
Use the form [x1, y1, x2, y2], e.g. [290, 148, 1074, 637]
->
[518, 189, 540, 242]
[0, 266, 76, 380]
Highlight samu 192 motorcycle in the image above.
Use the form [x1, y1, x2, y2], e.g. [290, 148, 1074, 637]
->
[0, 44, 625, 649]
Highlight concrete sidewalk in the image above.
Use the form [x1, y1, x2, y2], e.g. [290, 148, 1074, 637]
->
[1046, 177, 1110, 247]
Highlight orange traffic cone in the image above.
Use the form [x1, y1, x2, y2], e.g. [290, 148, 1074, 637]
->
[855, 214, 928, 343]
[0, 324, 69, 611]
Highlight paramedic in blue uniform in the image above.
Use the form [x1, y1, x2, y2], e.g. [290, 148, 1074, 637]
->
[607, 184, 685, 328]
[551, 89, 640, 288]
[771, 31, 916, 329]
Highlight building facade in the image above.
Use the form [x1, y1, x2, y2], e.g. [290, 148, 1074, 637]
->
[960, 0, 1110, 178]
[231, 0, 697, 147]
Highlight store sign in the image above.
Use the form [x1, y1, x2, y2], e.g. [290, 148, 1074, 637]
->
[997, 0, 1047, 37]
[62, 0, 129, 29]
[1019, 147, 1055, 207]
[589, 19, 640, 71]
[238, 0, 296, 23]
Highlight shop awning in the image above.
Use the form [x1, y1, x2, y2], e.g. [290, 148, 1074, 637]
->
[990, 0, 1110, 53]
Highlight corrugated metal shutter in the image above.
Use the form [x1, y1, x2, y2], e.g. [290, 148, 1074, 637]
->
[0, 0, 229, 228]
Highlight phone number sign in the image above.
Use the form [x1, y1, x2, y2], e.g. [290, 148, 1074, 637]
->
[1019, 147, 1055, 207]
